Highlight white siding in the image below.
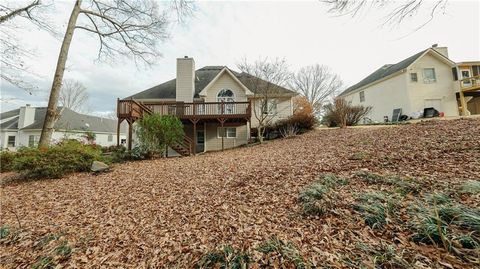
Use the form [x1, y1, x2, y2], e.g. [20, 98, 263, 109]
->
[406, 52, 459, 117]
[344, 72, 411, 122]
[249, 97, 293, 128]
[203, 72, 248, 102]
[204, 123, 248, 151]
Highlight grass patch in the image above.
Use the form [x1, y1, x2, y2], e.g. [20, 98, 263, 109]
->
[257, 237, 306, 269]
[349, 242, 413, 268]
[298, 174, 347, 216]
[31, 256, 56, 269]
[196, 245, 250, 269]
[353, 192, 398, 229]
[409, 193, 480, 258]
[459, 180, 480, 195]
[0, 225, 10, 239]
[54, 240, 72, 258]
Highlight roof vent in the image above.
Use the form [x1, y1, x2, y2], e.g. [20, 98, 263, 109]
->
[432, 44, 438, 48]
[26, 104, 31, 107]
[184, 56, 188, 58]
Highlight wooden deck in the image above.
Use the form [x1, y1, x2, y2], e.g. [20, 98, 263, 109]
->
[117, 99, 252, 153]
[459, 75, 480, 116]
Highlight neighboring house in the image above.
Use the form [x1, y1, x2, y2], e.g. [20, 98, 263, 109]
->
[339, 45, 480, 123]
[0, 105, 127, 150]
[118, 57, 296, 155]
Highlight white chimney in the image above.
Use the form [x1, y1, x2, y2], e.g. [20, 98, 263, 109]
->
[176, 56, 195, 102]
[18, 105, 35, 128]
[432, 45, 449, 58]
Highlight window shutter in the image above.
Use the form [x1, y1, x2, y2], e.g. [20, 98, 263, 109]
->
[452, 67, 458, 81]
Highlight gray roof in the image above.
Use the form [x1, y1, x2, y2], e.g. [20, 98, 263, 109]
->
[0, 107, 123, 133]
[339, 49, 429, 96]
[125, 66, 295, 100]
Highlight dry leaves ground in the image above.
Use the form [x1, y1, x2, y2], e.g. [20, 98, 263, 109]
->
[1, 119, 479, 268]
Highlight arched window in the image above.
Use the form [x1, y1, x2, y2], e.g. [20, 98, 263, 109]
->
[217, 89, 235, 114]
[217, 89, 235, 102]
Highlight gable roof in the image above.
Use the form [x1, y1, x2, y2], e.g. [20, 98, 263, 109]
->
[125, 66, 295, 100]
[339, 48, 455, 96]
[0, 107, 124, 133]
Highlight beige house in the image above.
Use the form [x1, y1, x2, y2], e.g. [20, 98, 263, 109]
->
[117, 57, 296, 155]
[339, 45, 480, 122]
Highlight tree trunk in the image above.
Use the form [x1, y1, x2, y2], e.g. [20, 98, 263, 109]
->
[38, 0, 82, 148]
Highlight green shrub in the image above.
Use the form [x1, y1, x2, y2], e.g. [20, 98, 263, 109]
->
[0, 150, 16, 172]
[13, 140, 101, 179]
[196, 245, 250, 269]
[136, 114, 184, 156]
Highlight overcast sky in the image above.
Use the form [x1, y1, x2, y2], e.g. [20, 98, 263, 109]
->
[1, 0, 479, 115]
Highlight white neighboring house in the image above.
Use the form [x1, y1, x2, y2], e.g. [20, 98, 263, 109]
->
[339, 45, 480, 123]
[0, 105, 127, 150]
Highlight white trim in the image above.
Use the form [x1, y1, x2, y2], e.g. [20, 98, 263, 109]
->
[199, 67, 253, 97]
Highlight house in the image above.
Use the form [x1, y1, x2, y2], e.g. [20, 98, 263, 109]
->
[339, 45, 480, 122]
[0, 105, 127, 150]
[117, 57, 296, 155]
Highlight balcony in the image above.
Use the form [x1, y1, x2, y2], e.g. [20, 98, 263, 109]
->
[460, 75, 480, 92]
[117, 99, 251, 121]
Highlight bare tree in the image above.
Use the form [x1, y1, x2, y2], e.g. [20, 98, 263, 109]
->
[237, 57, 291, 143]
[290, 64, 343, 116]
[0, 0, 55, 93]
[58, 79, 89, 112]
[0, 0, 41, 24]
[38, 0, 193, 148]
[322, 0, 448, 29]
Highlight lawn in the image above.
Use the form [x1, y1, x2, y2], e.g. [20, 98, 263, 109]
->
[1, 119, 479, 268]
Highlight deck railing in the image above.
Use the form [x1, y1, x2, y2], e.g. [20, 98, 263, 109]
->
[460, 75, 480, 91]
[118, 99, 251, 120]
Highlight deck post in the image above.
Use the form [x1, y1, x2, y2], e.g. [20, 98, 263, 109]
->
[127, 120, 133, 150]
[117, 119, 120, 146]
[192, 119, 198, 156]
[459, 90, 469, 116]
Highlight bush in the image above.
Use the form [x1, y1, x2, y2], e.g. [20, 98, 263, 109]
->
[13, 140, 101, 179]
[136, 114, 184, 156]
[0, 151, 16, 172]
[264, 113, 316, 139]
[322, 98, 372, 127]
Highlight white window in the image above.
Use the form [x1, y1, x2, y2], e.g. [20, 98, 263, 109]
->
[7, 136, 15, 147]
[217, 89, 235, 114]
[108, 134, 113, 142]
[423, 68, 436, 83]
[359, 91, 365, 102]
[217, 127, 236, 138]
[28, 135, 40, 147]
[262, 99, 277, 115]
[410, 73, 418, 82]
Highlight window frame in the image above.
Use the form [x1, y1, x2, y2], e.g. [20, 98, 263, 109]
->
[107, 134, 113, 142]
[217, 89, 235, 114]
[423, 68, 437, 83]
[410, 73, 418, 82]
[217, 127, 237, 138]
[28, 135, 40, 147]
[262, 98, 277, 115]
[359, 91, 365, 102]
[7, 136, 16, 147]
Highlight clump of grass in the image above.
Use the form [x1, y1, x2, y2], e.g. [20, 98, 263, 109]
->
[298, 174, 346, 216]
[356, 172, 420, 195]
[353, 192, 397, 229]
[0, 226, 10, 239]
[34, 234, 61, 250]
[409, 193, 480, 255]
[344, 243, 413, 268]
[55, 240, 72, 258]
[196, 245, 250, 269]
[257, 237, 306, 269]
[459, 180, 480, 195]
[32, 256, 56, 269]
[350, 151, 370, 160]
